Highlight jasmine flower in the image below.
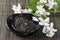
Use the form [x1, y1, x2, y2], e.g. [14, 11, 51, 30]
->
[35, 5, 50, 15]
[46, 22, 57, 37]
[42, 26, 49, 34]
[22, 8, 32, 13]
[39, 17, 50, 26]
[12, 4, 21, 14]
[46, 0, 57, 10]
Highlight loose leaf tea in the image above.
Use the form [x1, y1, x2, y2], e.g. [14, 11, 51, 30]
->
[12, 15, 40, 35]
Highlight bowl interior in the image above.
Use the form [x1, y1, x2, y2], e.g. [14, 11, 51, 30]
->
[7, 13, 40, 36]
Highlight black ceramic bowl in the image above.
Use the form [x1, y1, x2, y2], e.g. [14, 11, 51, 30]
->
[7, 13, 41, 37]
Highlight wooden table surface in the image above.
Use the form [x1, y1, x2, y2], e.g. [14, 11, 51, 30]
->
[0, 0, 60, 40]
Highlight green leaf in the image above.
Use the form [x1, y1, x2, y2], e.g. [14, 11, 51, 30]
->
[41, 15, 47, 19]
[31, 13, 47, 19]
[27, 0, 39, 12]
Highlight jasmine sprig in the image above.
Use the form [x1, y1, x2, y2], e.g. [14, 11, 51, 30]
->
[46, 0, 57, 10]
[31, 0, 57, 37]
[46, 22, 57, 37]
[12, 3, 21, 14]
[12, 0, 58, 37]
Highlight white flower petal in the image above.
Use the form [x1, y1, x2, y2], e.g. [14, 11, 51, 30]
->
[37, 2, 40, 4]
[22, 9, 32, 13]
[39, 22, 44, 26]
[32, 16, 39, 21]
[13, 5, 16, 8]
[45, 17, 50, 23]
[47, 27, 50, 30]
[44, 23, 49, 26]
[12, 5, 16, 10]
[52, 28, 57, 32]
[50, 22, 54, 27]
[18, 4, 21, 8]
[14, 10, 21, 14]
[37, 5, 44, 10]
[42, 26, 49, 34]
[46, 12, 50, 15]
[46, 32, 55, 37]
[38, 17, 44, 21]
[49, 6, 53, 10]
[22, 9, 28, 13]
[54, 2, 57, 5]
[35, 10, 39, 14]
[28, 9, 32, 13]
[40, 0, 47, 3]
